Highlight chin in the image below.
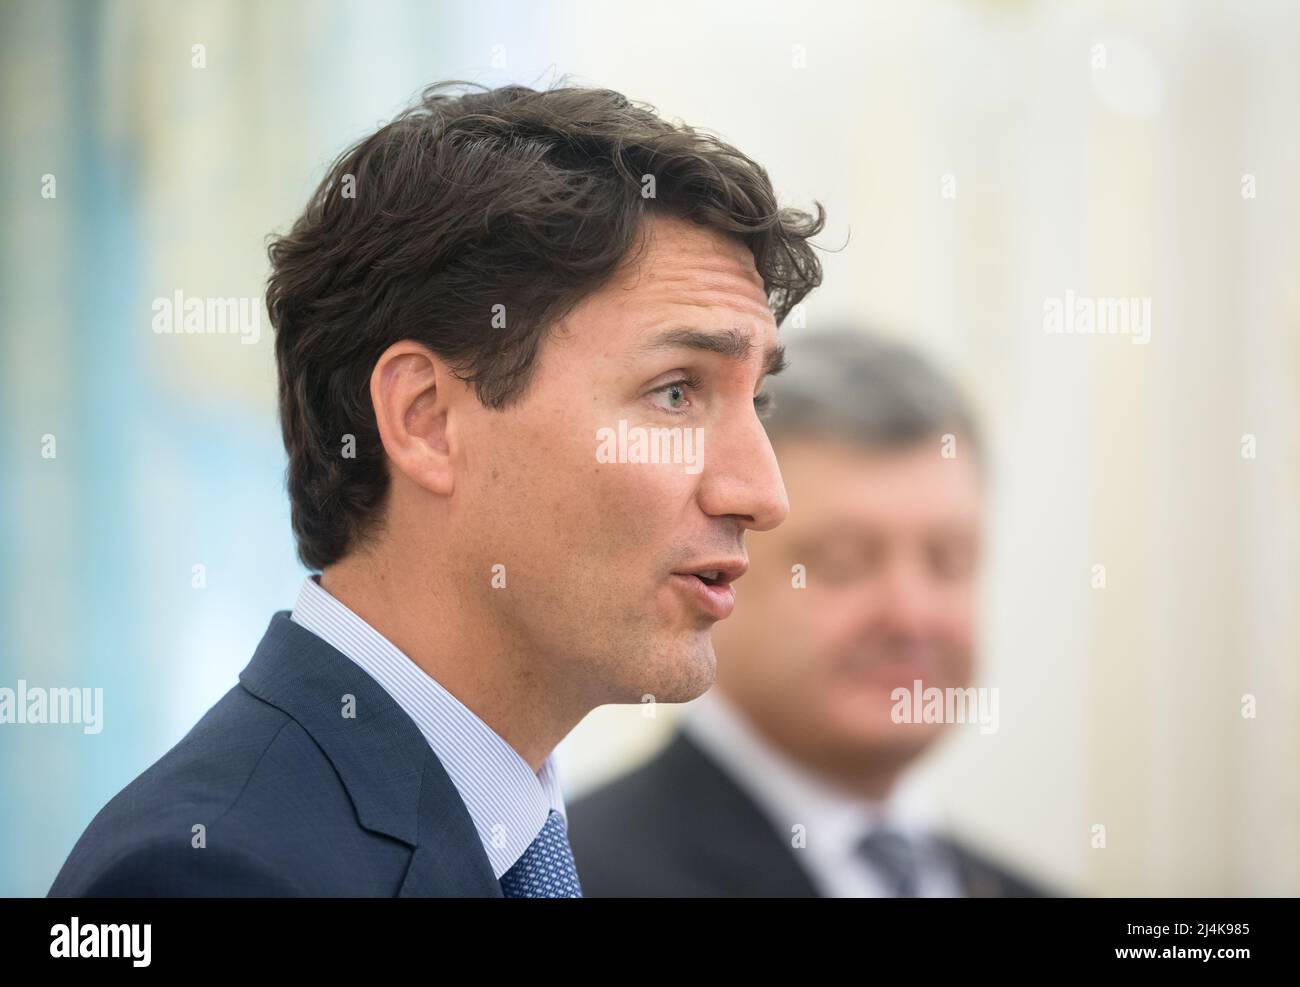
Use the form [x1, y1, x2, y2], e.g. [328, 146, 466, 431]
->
[825, 701, 945, 748]
[645, 633, 717, 704]
[866, 722, 947, 758]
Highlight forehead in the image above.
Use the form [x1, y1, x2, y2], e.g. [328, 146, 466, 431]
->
[773, 438, 982, 528]
[579, 212, 774, 329]
[629, 212, 768, 296]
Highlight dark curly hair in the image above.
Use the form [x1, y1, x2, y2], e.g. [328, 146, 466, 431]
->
[266, 80, 826, 570]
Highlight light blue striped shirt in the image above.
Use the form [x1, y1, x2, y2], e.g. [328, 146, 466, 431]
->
[289, 575, 565, 880]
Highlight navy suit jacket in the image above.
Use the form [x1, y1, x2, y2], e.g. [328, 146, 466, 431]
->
[48, 612, 503, 897]
[569, 730, 1059, 897]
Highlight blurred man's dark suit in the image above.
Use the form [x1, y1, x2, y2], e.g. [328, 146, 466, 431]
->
[569, 726, 1056, 898]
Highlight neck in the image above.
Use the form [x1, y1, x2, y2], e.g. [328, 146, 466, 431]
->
[319, 551, 578, 774]
[718, 687, 908, 802]
[808, 753, 905, 803]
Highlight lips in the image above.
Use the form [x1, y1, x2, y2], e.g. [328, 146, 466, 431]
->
[670, 559, 748, 621]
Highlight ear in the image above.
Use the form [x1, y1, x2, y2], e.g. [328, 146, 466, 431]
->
[370, 341, 457, 496]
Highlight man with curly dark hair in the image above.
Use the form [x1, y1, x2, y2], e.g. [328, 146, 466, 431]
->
[48, 81, 824, 897]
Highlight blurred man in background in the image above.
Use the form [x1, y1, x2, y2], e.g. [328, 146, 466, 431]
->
[570, 329, 1055, 897]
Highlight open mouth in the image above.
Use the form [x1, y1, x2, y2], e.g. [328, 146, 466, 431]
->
[668, 561, 746, 621]
[673, 559, 746, 586]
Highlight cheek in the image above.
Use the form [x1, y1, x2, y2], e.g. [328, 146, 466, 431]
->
[944, 602, 976, 645]
[715, 576, 799, 676]
[744, 580, 822, 676]
[589, 461, 696, 545]
[941, 616, 977, 683]
[463, 415, 597, 563]
[484, 404, 702, 586]
[806, 592, 871, 655]
[934, 584, 978, 659]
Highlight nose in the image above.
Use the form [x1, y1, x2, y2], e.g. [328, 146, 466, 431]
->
[695, 410, 789, 531]
[873, 557, 940, 639]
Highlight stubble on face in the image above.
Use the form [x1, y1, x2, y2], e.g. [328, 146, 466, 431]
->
[455, 213, 782, 712]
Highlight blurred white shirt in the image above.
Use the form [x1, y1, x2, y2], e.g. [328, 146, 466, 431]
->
[679, 688, 964, 897]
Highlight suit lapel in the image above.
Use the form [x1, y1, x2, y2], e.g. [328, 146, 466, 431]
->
[655, 732, 1037, 898]
[665, 732, 821, 896]
[239, 611, 502, 897]
[397, 746, 503, 897]
[941, 837, 1017, 898]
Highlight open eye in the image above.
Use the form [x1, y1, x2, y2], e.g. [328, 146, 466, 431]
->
[647, 373, 772, 416]
[928, 540, 978, 581]
[649, 374, 700, 414]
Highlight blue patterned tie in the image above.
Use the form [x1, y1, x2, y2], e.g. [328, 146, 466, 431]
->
[499, 808, 584, 898]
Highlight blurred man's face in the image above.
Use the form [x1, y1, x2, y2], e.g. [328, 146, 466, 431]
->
[711, 436, 982, 774]
[447, 212, 789, 711]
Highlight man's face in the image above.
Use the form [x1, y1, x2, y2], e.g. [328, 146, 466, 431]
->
[447, 213, 789, 709]
[711, 437, 982, 770]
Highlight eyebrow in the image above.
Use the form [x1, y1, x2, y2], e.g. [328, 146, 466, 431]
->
[640, 327, 787, 377]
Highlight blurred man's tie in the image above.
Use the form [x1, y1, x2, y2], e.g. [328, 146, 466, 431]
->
[499, 808, 584, 898]
[857, 827, 921, 897]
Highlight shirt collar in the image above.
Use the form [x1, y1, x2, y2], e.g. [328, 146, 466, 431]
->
[289, 575, 564, 879]
[679, 687, 946, 859]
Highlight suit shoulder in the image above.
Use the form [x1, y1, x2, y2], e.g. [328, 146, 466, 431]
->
[941, 835, 1066, 897]
[567, 741, 719, 896]
[53, 833, 305, 896]
[48, 685, 353, 896]
[567, 746, 679, 837]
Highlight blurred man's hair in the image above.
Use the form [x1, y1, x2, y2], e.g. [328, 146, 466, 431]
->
[761, 329, 982, 460]
[266, 80, 825, 570]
